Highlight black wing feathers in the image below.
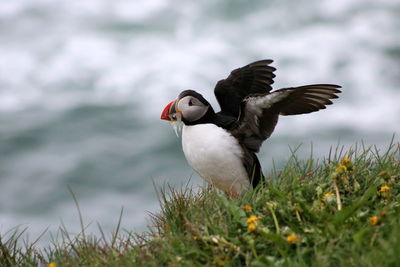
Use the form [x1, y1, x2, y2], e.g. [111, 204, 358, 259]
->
[275, 84, 341, 115]
[214, 60, 276, 117]
[231, 84, 341, 153]
[211, 60, 341, 186]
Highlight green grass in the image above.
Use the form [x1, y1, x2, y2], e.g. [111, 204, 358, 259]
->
[1, 142, 400, 266]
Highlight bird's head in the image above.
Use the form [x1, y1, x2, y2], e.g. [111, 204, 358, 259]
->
[161, 90, 211, 135]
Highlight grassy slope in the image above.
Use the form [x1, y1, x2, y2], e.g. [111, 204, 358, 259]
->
[1, 142, 400, 266]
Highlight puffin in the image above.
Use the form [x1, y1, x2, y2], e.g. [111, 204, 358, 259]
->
[161, 59, 341, 196]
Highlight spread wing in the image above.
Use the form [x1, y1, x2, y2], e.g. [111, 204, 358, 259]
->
[230, 84, 342, 152]
[214, 59, 276, 118]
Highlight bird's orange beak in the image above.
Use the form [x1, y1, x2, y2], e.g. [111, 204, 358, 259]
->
[161, 100, 176, 121]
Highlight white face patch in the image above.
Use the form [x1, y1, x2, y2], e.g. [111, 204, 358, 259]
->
[177, 96, 209, 122]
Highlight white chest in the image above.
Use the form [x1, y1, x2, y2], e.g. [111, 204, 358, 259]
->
[181, 124, 250, 195]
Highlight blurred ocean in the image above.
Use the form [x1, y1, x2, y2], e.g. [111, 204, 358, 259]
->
[1, 0, 399, 245]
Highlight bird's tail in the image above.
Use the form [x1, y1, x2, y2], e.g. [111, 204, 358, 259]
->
[250, 154, 265, 188]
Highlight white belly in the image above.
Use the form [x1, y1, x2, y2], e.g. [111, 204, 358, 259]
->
[182, 124, 250, 195]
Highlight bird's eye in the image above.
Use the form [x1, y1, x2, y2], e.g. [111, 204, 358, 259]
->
[188, 100, 193, 106]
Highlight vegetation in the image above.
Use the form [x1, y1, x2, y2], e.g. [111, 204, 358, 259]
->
[1, 142, 400, 266]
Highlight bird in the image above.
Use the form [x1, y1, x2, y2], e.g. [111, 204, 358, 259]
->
[161, 59, 341, 196]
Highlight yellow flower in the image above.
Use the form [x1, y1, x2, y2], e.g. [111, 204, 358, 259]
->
[337, 163, 347, 171]
[342, 157, 351, 164]
[246, 215, 260, 225]
[380, 210, 388, 217]
[379, 185, 391, 193]
[48, 263, 57, 267]
[243, 205, 252, 212]
[369, 216, 379, 226]
[322, 192, 334, 201]
[286, 234, 298, 243]
[246, 215, 260, 232]
[247, 223, 257, 232]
